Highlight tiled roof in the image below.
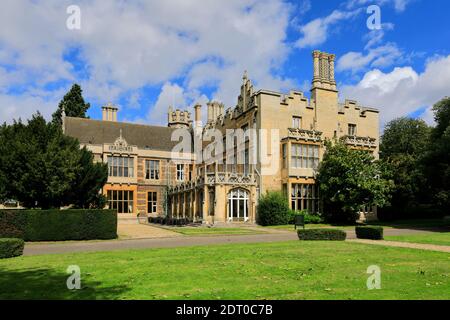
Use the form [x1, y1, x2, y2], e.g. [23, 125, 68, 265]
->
[64, 117, 189, 152]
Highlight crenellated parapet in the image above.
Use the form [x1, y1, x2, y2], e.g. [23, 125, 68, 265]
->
[167, 106, 192, 128]
[338, 99, 379, 117]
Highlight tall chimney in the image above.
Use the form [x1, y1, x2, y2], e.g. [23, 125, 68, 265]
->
[102, 103, 118, 122]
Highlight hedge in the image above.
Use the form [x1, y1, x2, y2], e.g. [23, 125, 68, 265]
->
[0, 238, 25, 259]
[288, 210, 324, 225]
[0, 209, 117, 241]
[297, 228, 347, 241]
[355, 226, 384, 240]
[149, 216, 191, 226]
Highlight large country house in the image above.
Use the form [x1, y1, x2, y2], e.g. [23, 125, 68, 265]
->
[63, 50, 380, 224]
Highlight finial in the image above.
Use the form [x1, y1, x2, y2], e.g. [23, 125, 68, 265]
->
[119, 129, 123, 139]
[243, 70, 248, 80]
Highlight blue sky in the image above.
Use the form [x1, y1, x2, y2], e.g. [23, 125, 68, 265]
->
[0, 0, 449, 128]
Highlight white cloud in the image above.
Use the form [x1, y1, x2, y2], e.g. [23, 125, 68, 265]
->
[295, 9, 360, 48]
[0, 0, 294, 124]
[337, 43, 402, 72]
[345, 0, 413, 12]
[340, 55, 450, 126]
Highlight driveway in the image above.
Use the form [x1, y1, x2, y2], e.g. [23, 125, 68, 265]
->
[23, 227, 445, 256]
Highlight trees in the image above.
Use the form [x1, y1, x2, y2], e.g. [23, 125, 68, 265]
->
[423, 97, 450, 209]
[380, 118, 431, 216]
[0, 113, 107, 209]
[52, 84, 90, 126]
[317, 141, 393, 223]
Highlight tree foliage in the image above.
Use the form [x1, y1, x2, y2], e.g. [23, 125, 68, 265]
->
[380, 117, 431, 215]
[52, 84, 90, 126]
[423, 97, 450, 209]
[257, 192, 290, 226]
[0, 113, 107, 209]
[317, 140, 393, 223]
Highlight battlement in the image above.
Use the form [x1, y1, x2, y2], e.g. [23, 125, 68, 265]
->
[167, 106, 192, 128]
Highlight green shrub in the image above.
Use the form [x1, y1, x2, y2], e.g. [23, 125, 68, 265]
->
[297, 228, 347, 241]
[0, 238, 25, 259]
[257, 192, 290, 226]
[289, 210, 324, 224]
[355, 226, 384, 240]
[0, 209, 117, 241]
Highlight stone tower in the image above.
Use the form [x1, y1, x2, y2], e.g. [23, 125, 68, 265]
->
[311, 50, 339, 137]
[167, 106, 192, 128]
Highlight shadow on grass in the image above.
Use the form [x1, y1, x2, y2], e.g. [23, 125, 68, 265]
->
[0, 266, 130, 300]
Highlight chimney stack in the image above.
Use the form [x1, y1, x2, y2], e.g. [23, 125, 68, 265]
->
[312, 50, 337, 92]
[102, 103, 118, 122]
[194, 103, 202, 125]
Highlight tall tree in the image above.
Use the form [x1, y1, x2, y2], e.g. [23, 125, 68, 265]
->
[317, 140, 393, 223]
[52, 84, 90, 126]
[380, 117, 431, 216]
[423, 97, 450, 209]
[0, 113, 107, 209]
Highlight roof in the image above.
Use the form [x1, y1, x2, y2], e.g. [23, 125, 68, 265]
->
[64, 117, 189, 152]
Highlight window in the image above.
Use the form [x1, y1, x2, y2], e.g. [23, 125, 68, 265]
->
[147, 192, 157, 214]
[282, 144, 287, 168]
[227, 189, 249, 222]
[107, 156, 134, 178]
[291, 144, 319, 169]
[107, 190, 134, 214]
[177, 164, 185, 181]
[291, 184, 319, 214]
[348, 124, 357, 136]
[292, 116, 302, 129]
[145, 160, 160, 180]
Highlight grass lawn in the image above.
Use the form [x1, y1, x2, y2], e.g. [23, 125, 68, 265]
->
[372, 219, 449, 229]
[267, 219, 450, 232]
[170, 227, 265, 236]
[385, 233, 450, 247]
[0, 241, 449, 300]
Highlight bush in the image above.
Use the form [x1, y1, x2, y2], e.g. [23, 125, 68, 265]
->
[0, 209, 117, 241]
[257, 192, 290, 226]
[0, 238, 25, 259]
[297, 229, 347, 241]
[355, 226, 384, 240]
[288, 210, 324, 224]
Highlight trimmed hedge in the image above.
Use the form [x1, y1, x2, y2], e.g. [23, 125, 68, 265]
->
[355, 226, 384, 240]
[297, 228, 347, 241]
[0, 210, 117, 241]
[149, 216, 191, 226]
[0, 238, 25, 259]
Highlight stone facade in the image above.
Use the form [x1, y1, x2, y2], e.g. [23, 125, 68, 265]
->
[63, 50, 380, 223]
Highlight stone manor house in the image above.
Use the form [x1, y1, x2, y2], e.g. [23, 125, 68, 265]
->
[63, 51, 380, 223]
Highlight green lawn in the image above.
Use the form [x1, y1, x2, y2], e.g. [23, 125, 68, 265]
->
[1, 241, 449, 300]
[171, 227, 265, 236]
[385, 233, 450, 246]
[267, 219, 449, 232]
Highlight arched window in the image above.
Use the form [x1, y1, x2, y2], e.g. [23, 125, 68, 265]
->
[227, 189, 249, 222]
